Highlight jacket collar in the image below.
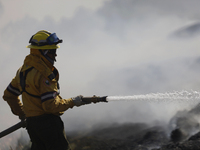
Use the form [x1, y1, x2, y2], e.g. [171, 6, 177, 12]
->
[23, 50, 59, 81]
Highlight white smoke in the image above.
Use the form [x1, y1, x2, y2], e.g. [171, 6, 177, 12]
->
[1, 0, 200, 148]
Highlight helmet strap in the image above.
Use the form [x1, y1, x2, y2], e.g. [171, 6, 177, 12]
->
[43, 50, 48, 55]
[39, 50, 55, 65]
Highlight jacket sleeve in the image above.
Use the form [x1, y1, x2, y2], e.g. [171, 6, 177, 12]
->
[39, 77, 75, 114]
[3, 77, 25, 117]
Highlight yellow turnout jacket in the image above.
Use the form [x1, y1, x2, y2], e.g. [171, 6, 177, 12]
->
[3, 49, 75, 117]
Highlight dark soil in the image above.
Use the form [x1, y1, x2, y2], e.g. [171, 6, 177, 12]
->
[67, 123, 169, 150]
[15, 122, 200, 150]
[67, 123, 200, 150]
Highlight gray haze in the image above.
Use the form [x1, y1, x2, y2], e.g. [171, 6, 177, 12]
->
[1, 0, 200, 148]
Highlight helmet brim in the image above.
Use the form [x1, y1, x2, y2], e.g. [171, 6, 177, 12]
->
[26, 44, 60, 49]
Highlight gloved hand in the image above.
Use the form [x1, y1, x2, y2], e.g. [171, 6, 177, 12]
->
[11, 107, 26, 121]
[72, 95, 90, 107]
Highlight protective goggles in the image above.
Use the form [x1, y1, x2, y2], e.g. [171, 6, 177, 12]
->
[46, 33, 62, 45]
[29, 33, 63, 46]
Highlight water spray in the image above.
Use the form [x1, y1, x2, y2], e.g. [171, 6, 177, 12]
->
[107, 90, 200, 103]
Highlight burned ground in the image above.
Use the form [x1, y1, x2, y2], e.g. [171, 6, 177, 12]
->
[14, 121, 200, 150]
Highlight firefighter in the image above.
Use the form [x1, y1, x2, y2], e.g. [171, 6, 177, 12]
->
[3, 30, 106, 150]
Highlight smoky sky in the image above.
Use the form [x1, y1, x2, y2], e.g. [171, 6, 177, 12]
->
[0, 1, 3, 17]
[172, 22, 200, 38]
[1, 0, 200, 53]
[97, 0, 200, 35]
[99, 0, 200, 19]
[88, 56, 200, 97]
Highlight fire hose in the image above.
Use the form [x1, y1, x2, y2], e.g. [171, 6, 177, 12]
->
[0, 96, 107, 138]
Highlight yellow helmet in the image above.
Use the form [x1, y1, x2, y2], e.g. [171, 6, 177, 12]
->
[26, 30, 62, 49]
